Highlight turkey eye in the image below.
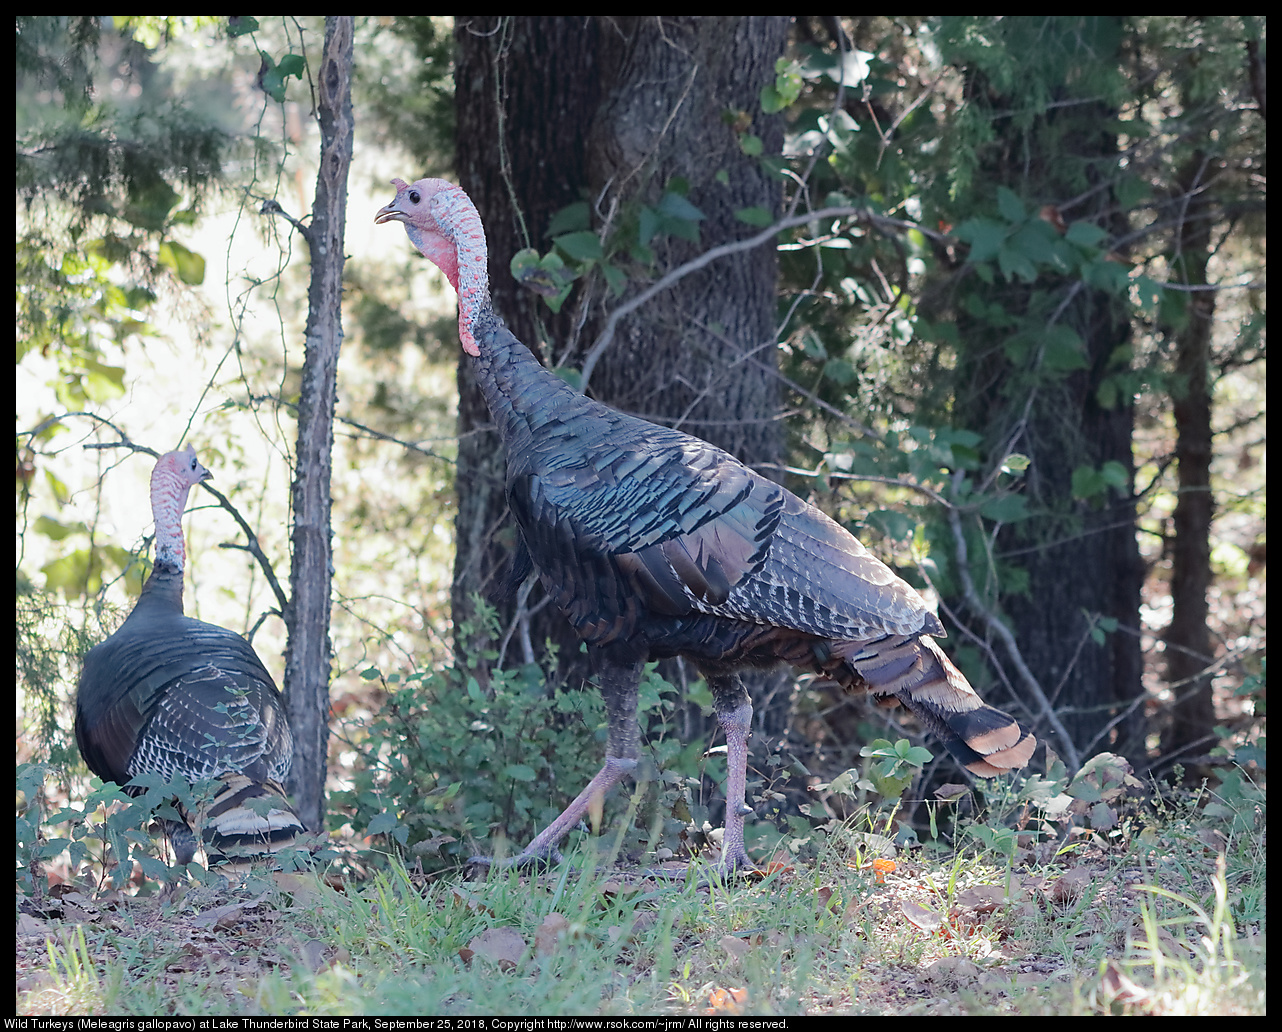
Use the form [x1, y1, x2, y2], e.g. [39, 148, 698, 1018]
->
[409, 190, 421, 204]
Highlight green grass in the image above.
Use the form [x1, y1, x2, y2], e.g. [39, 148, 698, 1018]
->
[17, 758, 1266, 1016]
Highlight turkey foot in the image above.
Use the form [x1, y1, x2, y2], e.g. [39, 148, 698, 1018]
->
[467, 754, 638, 874]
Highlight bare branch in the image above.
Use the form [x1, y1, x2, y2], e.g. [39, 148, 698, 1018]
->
[945, 483, 1081, 770]
[755, 463, 951, 508]
[580, 205, 872, 392]
[258, 197, 313, 246]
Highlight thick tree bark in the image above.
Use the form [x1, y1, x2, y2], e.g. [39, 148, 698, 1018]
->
[282, 16, 352, 832]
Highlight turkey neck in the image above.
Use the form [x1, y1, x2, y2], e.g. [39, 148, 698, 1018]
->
[466, 303, 590, 457]
[131, 561, 186, 620]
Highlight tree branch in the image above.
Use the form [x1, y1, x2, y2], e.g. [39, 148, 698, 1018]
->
[579, 204, 915, 392]
[945, 486, 1081, 770]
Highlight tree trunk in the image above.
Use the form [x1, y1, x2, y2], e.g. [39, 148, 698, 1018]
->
[1165, 150, 1217, 762]
[948, 23, 1145, 768]
[282, 16, 353, 832]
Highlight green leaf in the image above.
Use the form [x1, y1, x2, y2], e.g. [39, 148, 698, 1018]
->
[638, 206, 661, 246]
[366, 812, 400, 837]
[825, 770, 859, 798]
[739, 133, 763, 157]
[34, 515, 87, 541]
[511, 248, 575, 302]
[503, 763, 536, 782]
[760, 84, 787, 114]
[41, 548, 98, 598]
[761, 57, 803, 112]
[955, 218, 1006, 263]
[734, 206, 774, 227]
[1041, 325, 1089, 372]
[157, 241, 206, 285]
[227, 16, 259, 37]
[1071, 464, 1105, 500]
[552, 366, 582, 391]
[553, 231, 603, 262]
[600, 263, 627, 297]
[996, 186, 1025, 222]
[978, 493, 1029, 523]
[123, 179, 180, 232]
[547, 201, 590, 236]
[822, 358, 854, 385]
[82, 357, 127, 401]
[1132, 275, 1165, 315]
[865, 509, 917, 542]
[658, 192, 705, 223]
[1065, 221, 1108, 247]
[1000, 453, 1031, 475]
[1115, 173, 1150, 212]
[997, 244, 1037, 283]
[258, 50, 304, 102]
[1010, 221, 1058, 267]
[1100, 461, 1129, 490]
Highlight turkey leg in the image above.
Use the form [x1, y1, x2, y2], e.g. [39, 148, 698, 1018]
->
[708, 673, 757, 873]
[470, 655, 642, 869]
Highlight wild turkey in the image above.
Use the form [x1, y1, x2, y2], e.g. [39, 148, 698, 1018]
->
[74, 447, 303, 870]
[377, 178, 1036, 873]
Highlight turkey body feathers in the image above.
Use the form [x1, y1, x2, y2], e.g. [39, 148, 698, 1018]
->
[377, 178, 1035, 872]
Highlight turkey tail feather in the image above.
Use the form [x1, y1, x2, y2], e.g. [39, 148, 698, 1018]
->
[192, 774, 304, 865]
[834, 633, 1035, 776]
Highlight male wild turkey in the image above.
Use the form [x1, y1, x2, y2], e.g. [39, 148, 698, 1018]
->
[74, 447, 302, 869]
[377, 178, 1035, 872]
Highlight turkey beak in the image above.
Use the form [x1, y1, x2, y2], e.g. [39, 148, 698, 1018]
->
[375, 201, 405, 225]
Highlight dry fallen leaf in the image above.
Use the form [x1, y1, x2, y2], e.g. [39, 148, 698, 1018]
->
[189, 903, 244, 930]
[719, 934, 751, 962]
[923, 956, 980, 982]
[272, 872, 324, 902]
[17, 914, 47, 935]
[956, 885, 1007, 913]
[706, 986, 748, 1013]
[1100, 959, 1150, 1007]
[815, 884, 836, 912]
[298, 938, 328, 974]
[467, 926, 526, 972]
[901, 899, 943, 933]
[1047, 867, 1091, 903]
[534, 912, 570, 956]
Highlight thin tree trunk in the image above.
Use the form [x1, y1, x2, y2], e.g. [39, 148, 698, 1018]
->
[283, 16, 353, 832]
[1165, 150, 1217, 761]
